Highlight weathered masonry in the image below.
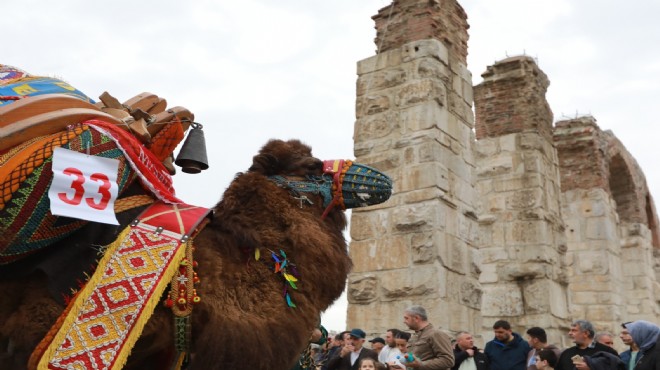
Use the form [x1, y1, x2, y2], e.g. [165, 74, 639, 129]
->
[347, 0, 660, 346]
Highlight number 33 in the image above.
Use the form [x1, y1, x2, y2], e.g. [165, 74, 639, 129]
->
[58, 167, 112, 210]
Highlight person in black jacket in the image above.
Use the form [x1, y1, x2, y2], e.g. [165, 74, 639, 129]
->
[453, 331, 489, 370]
[555, 320, 619, 370]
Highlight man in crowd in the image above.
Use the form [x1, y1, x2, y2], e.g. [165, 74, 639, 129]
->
[452, 331, 488, 370]
[379, 329, 402, 363]
[323, 331, 350, 370]
[484, 320, 530, 370]
[595, 332, 615, 348]
[368, 337, 385, 356]
[399, 305, 454, 369]
[326, 328, 378, 370]
[555, 320, 619, 370]
[526, 327, 562, 370]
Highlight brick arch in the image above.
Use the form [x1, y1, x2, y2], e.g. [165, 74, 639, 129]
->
[608, 153, 637, 223]
[605, 133, 660, 246]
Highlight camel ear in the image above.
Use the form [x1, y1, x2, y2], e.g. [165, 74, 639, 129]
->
[248, 153, 280, 175]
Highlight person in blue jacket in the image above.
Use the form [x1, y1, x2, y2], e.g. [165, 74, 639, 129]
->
[485, 320, 531, 370]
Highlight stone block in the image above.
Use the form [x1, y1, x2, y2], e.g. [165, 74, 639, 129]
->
[412, 231, 436, 264]
[399, 101, 449, 132]
[401, 187, 446, 204]
[506, 220, 550, 245]
[499, 262, 551, 281]
[354, 111, 400, 141]
[354, 138, 393, 156]
[506, 189, 543, 210]
[401, 39, 449, 65]
[436, 110, 464, 142]
[499, 134, 517, 152]
[476, 154, 515, 178]
[475, 138, 498, 159]
[460, 279, 482, 310]
[417, 58, 451, 83]
[357, 68, 408, 95]
[398, 162, 449, 192]
[347, 275, 379, 303]
[481, 284, 524, 316]
[355, 151, 403, 173]
[479, 247, 509, 264]
[356, 94, 391, 117]
[522, 279, 551, 314]
[462, 79, 474, 106]
[350, 211, 389, 240]
[381, 265, 443, 300]
[585, 304, 621, 322]
[438, 234, 468, 274]
[515, 244, 558, 264]
[519, 133, 549, 154]
[493, 174, 543, 192]
[349, 236, 410, 273]
[585, 217, 618, 240]
[575, 251, 610, 274]
[357, 47, 403, 75]
[478, 264, 499, 283]
[391, 202, 444, 233]
[395, 80, 446, 108]
[523, 152, 544, 174]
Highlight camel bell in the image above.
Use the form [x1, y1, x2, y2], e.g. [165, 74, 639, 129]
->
[175, 123, 209, 174]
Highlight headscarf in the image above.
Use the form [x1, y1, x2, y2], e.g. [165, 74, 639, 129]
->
[625, 320, 660, 352]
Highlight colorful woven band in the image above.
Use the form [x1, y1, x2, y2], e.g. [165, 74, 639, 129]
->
[36, 202, 210, 370]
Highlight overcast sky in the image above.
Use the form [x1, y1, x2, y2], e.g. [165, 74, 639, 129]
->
[6, 0, 660, 333]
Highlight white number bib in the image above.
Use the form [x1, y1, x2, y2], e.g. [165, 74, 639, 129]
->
[48, 147, 120, 225]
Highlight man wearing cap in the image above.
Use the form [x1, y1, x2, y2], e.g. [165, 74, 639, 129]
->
[369, 337, 386, 356]
[326, 328, 379, 370]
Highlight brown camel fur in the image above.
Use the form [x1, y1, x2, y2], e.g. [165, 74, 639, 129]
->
[0, 139, 374, 370]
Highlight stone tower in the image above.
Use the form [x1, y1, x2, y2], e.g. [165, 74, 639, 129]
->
[347, 0, 482, 336]
[472, 56, 569, 342]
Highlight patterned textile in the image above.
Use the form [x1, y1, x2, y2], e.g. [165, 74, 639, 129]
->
[147, 118, 185, 162]
[86, 120, 180, 204]
[36, 202, 210, 370]
[0, 125, 136, 264]
[0, 64, 93, 106]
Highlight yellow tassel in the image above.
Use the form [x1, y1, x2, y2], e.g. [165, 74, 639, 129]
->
[255, 248, 261, 261]
[283, 273, 298, 282]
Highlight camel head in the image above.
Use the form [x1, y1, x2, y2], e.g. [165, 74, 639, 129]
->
[249, 139, 393, 217]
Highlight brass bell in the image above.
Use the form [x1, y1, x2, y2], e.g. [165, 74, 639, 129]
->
[175, 122, 209, 174]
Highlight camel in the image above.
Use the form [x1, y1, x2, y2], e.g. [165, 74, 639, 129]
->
[0, 138, 392, 370]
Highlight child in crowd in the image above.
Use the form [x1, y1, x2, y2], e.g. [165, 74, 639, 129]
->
[535, 348, 558, 370]
[359, 357, 386, 370]
[386, 332, 412, 369]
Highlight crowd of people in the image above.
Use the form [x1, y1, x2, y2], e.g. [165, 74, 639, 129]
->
[297, 305, 660, 370]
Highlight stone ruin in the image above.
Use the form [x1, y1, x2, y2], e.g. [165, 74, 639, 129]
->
[347, 0, 660, 347]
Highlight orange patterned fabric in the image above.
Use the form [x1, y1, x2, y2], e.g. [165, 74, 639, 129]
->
[148, 118, 184, 162]
[0, 126, 86, 210]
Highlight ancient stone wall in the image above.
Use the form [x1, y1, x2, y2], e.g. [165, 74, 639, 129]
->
[348, 0, 660, 347]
